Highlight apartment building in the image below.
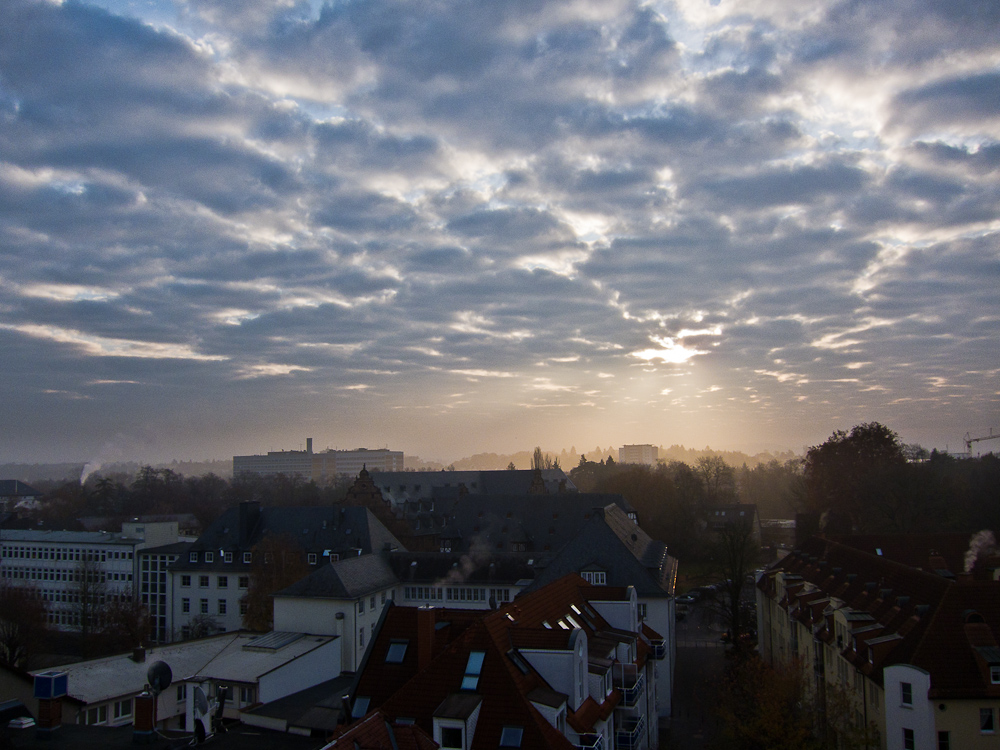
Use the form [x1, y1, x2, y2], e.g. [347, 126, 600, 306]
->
[618, 445, 658, 466]
[758, 535, 1000, 750]
[169, 501, 402, 638]
[0, 522, 182, 632]
[340, 574, 664, 750]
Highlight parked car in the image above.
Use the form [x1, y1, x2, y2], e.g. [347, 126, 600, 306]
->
[676, 594, 698, 605]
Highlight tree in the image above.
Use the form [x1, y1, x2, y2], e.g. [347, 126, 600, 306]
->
[506, 462, 517, 471]
[96, 595, 150, 653]
[804, 422, 907, 532]
[0, 583, 47, 668]
[242, 534, 311, 631]
[531, 447, 545, 471]
[712, 514, 760, 649]
[696, 455, 737, 505]
[72, 555, 107, 648]
[715, 656, 821, 750]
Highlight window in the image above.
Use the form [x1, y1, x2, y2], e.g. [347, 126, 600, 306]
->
[461, 651, 486, 691]
[218, 599, 227, 615]
[181, 575, 191, 587]
[901, 682, 912, 706]
[238, 576, 249, 589]
[440, 727, 463, 749]
[190, 552, 198, 563]
[386, 640, 408, 663]
[638, 603, 647, 619]
[500, 726, 523, 748]
[381, 591, 387, 604]
[176, 684, 186, 702]
[581, 570, 606, 586]
[243, 552, 252, 564]
[200, 599, 209, 614]
[199, 575, 209, 588]
[903, 728, 914, 750]
[114, 699, 132, 719]
[358, 599, 365, 614]
[224, 552, 232, 563]
[240, 686, 255, 704]
[982, 707, 995, 734]
[182, 598, 190, 613]
[205, 551, 214, 563]
[370, 596, 376, 609]
[217, 576, 228, 588]
[359, 628, 365, 648]
[992, 666, 1000, 685]
[938, 731, 950, 750]
[308, 553, 317, 565]
[240, 599, 248, 615]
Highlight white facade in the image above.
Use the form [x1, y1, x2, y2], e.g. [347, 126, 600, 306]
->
[233, 439, 404, 481]
[618, 445, 658, 465]
[172, 566, 252, 638]
[0, 524, 181, 632]
[884, 665, 934, 750]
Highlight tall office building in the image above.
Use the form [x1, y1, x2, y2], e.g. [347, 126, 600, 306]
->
[233, 438, 403, 481]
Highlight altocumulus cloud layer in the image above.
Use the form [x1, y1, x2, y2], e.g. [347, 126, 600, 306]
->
[0, 0, 998, 462]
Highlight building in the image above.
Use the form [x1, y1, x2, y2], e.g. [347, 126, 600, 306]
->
[0, 522, 184, 632]
[344, 574, 665, 750]
[757, 535, 1000, 750]
[28, 631, 340, 733]
[0, 480, 42, 512]
[372, 469, 577, 509]
[233, 438, 404, 481]
[618, 446, 658, 466]
[139, 541, 193, 643]
[168, 501, 403, 638]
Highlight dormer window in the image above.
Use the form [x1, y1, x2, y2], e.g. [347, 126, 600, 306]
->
[189, 552, 198, 563]
[992, 666, 1000, 685]
[581, 570, 606, 586]
[204, 551, 214, 563]
[243, 552, 252, 564]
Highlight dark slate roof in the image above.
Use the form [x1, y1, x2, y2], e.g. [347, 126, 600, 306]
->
[242, 675, 354, 733]
[432, 493, 635, 560]
[274, 553, 399, 600]
[373, 469, 576, 500]
[172, 503, 403, 573]
[523, 505, 677, 598]
[386, 552, 536, 587]
[826, 533, 978, 577]
[0, 480, 41, 497]
[140, 541, 194, 556]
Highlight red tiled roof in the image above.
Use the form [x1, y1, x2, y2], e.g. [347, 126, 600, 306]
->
[325, 709, 438, 750]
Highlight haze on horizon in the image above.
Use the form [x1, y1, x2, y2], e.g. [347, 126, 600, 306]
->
[1, 0, 998, 466]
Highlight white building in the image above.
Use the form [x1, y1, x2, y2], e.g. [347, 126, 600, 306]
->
[233, 438, 404, 481]
[0, 522, 183, 632]
[618, 445, 658, 465]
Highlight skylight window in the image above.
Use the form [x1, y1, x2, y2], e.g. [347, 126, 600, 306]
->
[499, 726, 524, 748]
[461, 651, 486, 691]
[557, 620, 570, 630]
[565, 614, 581, 630]
[351, 696, 370, 719]
[570, 604, 582, 615]
[386, 640, 408, 664]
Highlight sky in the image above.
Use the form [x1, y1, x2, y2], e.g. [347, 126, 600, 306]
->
[1, 0, 998, 465]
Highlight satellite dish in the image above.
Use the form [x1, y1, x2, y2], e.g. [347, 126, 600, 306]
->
[194, 686, 209, 717]
[147, 661, 173, 695]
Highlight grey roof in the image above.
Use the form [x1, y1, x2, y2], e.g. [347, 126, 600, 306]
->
[275, 553, 399, 600]
[524, 505, 676, 598]
[0, 480, 41, 497]
[139, 541, 194, 555]
[0, 530, 142, 546]
[172, 503, 403, 572]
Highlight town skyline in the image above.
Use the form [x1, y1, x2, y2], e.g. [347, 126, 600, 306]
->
[2, 0, 998, 465]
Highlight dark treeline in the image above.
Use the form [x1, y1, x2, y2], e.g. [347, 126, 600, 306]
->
[570, 422, 1000, 559]
[33, 469, 355, 532]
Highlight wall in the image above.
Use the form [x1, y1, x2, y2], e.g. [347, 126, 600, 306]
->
[883, 665, 934, 750]
[258, 638, 342, 704]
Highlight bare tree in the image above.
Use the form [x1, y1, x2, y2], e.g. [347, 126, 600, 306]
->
[241, 534, 311, 632]
[97, 595, 150, 652]
[72, 555, 107, 646]
[0, 583, 47, 668]
[713, 514, 760, 649]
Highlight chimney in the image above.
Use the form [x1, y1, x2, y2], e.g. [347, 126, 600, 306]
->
[132, 646, 146, 663]
[133, 690, 156, 744]
[238, 501, 261, 548]
[33, 671, 67, 739]
[417, 607, 435, 671]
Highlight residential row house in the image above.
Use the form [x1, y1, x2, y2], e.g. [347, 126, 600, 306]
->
[757, 535, 1000, 750]
[336, 574, 665, 750]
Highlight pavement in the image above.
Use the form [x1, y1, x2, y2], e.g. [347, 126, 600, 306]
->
[660, 597, 731, 750]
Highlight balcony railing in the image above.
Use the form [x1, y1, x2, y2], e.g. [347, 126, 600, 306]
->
[616, 715, 646, 750]
[650, 639, 666, 660]
[613, 666, 646, 708]
[575, 733, 604, 750]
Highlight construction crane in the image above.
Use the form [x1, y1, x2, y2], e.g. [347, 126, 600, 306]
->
[965, 429, 1000, 456]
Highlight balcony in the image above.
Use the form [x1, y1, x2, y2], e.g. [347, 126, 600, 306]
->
[575, 733, 604, 750]
[616, 715, 646, 750]
[613, 665, 646, 708]
[650, 639, 666, 660]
